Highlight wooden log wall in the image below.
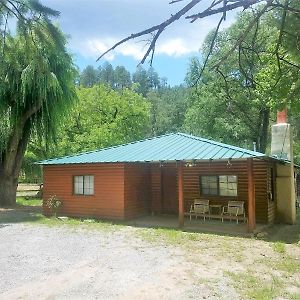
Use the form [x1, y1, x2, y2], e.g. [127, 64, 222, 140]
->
[124, 163, 151, 219]
[150, 163, 162, 214]
[267, 163, 276, 224]
[183, 159, 272, 223]
[43, 163, 125, 219]
[150, 159, 273, 224]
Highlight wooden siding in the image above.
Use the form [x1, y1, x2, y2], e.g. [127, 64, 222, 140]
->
[124, 163, 151, 219]
[150, 163, 178, 215]
[161, 164, 178, 214]
[43, 163, 125, 219]
[43, 159, 273, 224]
[267, 162, 276, 224]
[182, 159, 270, 223]
[150, 164, 162, 214]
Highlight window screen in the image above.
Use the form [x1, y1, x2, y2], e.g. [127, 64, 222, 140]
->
[200, 175, 237, 197]
[74, 175, 94, 195]
[219, 175, 237, 196]
[201, 176, 218, 195]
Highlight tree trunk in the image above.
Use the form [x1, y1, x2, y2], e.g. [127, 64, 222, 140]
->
[0, 119, 32, 207]
[258, 107, 270, 153]
[0, 173, 18, 206]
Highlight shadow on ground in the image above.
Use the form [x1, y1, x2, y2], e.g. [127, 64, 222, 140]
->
[262, 211, 300, 244]
[0, 206, 43, 224]
[1, 205, 299, 245]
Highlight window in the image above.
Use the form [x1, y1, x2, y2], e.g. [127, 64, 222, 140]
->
[74, 175, 94, 195]
[219, 175, 237, 196]
[200, 175, 237, 197]
[201, 176, 218, 195]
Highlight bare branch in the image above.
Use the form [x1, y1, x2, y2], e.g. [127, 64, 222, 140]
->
[191, 15, 224, 86]
[213, 0, 273, 69]
[186, 0, 264, 22]
[169, 0, 185, 4]
[97, 0, 202, 62]
[274, 0, 289, 74]
[270, 3, 300, 14]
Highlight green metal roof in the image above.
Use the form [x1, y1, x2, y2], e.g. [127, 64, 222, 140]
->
[39, 132, 267, 165]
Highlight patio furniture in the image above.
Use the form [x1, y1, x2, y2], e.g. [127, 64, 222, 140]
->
[221, 201, 246, 224]
[209, 204, 223, 215]
[189, 199, 210, 221]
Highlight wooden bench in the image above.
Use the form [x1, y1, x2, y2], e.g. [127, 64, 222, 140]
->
[185, 212, 247, 223]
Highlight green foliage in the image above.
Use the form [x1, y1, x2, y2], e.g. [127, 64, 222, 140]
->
[0, 18, 76, 157]
[185, 10, 300, 154]
[30, 85, 151, 158]
[19, 151, 42, 183]
[147, 86, 188, 136]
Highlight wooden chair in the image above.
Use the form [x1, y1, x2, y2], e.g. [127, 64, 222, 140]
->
[189, 199, 210, 221]
[221, 201, 246, 224]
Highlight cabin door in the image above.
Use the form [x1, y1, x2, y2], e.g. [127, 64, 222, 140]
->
[161, 166, 178, 214]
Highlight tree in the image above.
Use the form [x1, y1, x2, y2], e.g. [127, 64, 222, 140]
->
[132, 66, 150, 96]
[0, 2, 76, 206]
[98, 62, 115, 87]
[114, 66, 131, 89]
[184, 10, 300, 153]
[147, 85, 188, 136]
[29, 85, 151, 158]
[80, 65, 98, 87]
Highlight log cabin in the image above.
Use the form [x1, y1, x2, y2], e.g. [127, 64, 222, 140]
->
[39, 126, 297, 233]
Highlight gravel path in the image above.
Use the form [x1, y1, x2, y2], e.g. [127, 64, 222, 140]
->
[1, 209, 300, 299]
[0, 213, 239, 300]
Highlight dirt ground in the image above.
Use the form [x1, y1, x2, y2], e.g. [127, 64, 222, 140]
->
[0, 208, 300, 300]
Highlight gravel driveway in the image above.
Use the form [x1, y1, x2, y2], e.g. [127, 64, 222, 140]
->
[1, 209, 299, 299]
[0, 213, 237, 300]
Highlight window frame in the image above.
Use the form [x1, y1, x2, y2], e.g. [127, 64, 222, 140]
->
[73, 175, 95, 196]
[199, 174, 238, 197]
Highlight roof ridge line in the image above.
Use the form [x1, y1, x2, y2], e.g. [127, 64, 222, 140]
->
[176, 132, 265, 156]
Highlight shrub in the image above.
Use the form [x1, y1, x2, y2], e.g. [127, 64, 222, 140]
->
[46, 195, 62, 217]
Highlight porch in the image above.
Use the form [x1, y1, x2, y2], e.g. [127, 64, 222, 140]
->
[127, 215, 267, 236]
[147, 158, 258, 233]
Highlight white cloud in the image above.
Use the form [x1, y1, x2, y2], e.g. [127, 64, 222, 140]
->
[157, 38, 199, 57]
[44, 0, 238, 61]
[86, 39, 115, 61]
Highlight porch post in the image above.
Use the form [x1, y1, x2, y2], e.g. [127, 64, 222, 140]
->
[247, 158, 256, 232]
[178, 161, 184, 228]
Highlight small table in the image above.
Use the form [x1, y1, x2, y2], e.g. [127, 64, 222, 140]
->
[210, 204, 223, 215]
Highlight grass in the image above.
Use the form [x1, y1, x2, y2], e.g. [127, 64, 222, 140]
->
[16, 197, 42, 207]
[272, 241, 286, 254]
[226, 271, 282, 300]
[2, 198, 124, 232]
[59, 216, 124, 232]
[273, 255, 300, 274]
[34, 215, 124, 232]
[136, 226, 215, 246]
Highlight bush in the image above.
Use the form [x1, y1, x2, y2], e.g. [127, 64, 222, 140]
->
[45, 195, 62, 217]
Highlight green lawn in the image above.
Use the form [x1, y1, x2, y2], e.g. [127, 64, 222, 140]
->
[16, 197, 42, 207]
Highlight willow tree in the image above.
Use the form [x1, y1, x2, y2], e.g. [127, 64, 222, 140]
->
[0, 3, 76, 206]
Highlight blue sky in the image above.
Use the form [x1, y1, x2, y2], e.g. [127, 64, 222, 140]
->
[43, 0, 237, 86]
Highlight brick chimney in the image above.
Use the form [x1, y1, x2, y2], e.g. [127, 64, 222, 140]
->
[271, 108, 296, 225]
[271, 108, 292, 161]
